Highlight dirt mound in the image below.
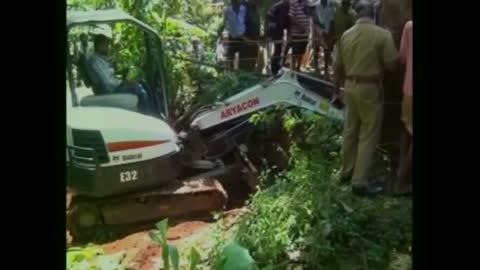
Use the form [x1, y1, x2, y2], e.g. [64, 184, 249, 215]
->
[167, 221, 210, 240]
[103, 232, 148, 254]
[131, 244, 163, 270]
[98, 220, 212, 270]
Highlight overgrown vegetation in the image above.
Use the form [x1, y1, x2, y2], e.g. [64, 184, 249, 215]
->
[229, 109, 412, 270]
[196, 71, 262, 105]
[148, 219, 257, 270]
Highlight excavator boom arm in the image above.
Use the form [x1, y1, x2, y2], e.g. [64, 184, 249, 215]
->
[190, 69, 344, 131]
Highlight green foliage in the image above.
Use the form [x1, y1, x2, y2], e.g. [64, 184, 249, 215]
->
[208, 215, 229, 268]
[234, 109, 412, 269]
[148, 218, 212, 270]
[67, 245, 126, 270]
[189, 247, 201, 270]
[149, 218, 259, 270]
[196, 71, 262, 106]
[149, 219, 181, 270]
[215, 240, 258, 270]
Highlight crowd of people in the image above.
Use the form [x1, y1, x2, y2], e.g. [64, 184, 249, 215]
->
[218, 0, 412, 198]
[219, 0, 361, 77]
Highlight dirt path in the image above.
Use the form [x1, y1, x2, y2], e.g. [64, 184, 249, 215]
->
[97, 221, 211, 270]
[97, 209, 244, 270]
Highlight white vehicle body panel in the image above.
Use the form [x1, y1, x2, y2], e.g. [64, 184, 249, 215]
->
[67, 107, 179, 167]
[190, 69, 344, 130]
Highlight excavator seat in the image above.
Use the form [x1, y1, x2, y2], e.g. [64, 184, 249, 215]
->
[74, 51, 139, 112]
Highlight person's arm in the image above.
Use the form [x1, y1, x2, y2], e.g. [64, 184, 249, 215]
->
[266, 6, 276, 39]
[89, 55, 121, 93]
[333, 39, 345, 98]
[382, 31, 400, 72]
[399, 21, 411, 64]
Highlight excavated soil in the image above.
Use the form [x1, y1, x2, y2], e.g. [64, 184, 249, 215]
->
[97, 212, 243, 270]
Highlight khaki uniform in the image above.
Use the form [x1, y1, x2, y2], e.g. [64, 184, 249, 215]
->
[334, 18, 398, 186]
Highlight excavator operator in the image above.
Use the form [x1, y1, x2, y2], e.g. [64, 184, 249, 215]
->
[87, 33, 150, 113]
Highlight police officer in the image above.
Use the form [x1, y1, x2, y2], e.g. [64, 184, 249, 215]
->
[333, 0, 398, 197]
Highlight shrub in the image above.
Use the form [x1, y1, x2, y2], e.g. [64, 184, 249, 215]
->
[234, 109, 412, 269]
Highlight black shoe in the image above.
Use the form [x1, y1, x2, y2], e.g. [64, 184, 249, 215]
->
[352, 183, 384, 197]
[370, 180, 385, 189]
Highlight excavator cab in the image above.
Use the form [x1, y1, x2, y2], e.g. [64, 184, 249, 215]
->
[67, 9, 169, 119]
[66, 9, 182, 198]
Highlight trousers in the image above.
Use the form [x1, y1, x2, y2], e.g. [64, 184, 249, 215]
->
[227, 37, 258, 72]
[341, 79, 383, 186]
[271, 41, 283, 75]
[116, 82, 150, 113]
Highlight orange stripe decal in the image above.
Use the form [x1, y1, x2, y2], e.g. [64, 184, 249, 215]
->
[107, 140, 170, 152]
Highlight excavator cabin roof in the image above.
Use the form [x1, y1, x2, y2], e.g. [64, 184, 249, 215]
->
[67, 8, 157, 36]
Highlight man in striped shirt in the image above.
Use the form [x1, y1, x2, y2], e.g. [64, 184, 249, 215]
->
[288, 0, 311, 71]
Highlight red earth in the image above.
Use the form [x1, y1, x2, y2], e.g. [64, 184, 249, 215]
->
[100, 221, 211, 270]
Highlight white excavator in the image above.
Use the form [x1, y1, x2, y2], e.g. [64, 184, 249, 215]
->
[66, 8, 344, 240]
